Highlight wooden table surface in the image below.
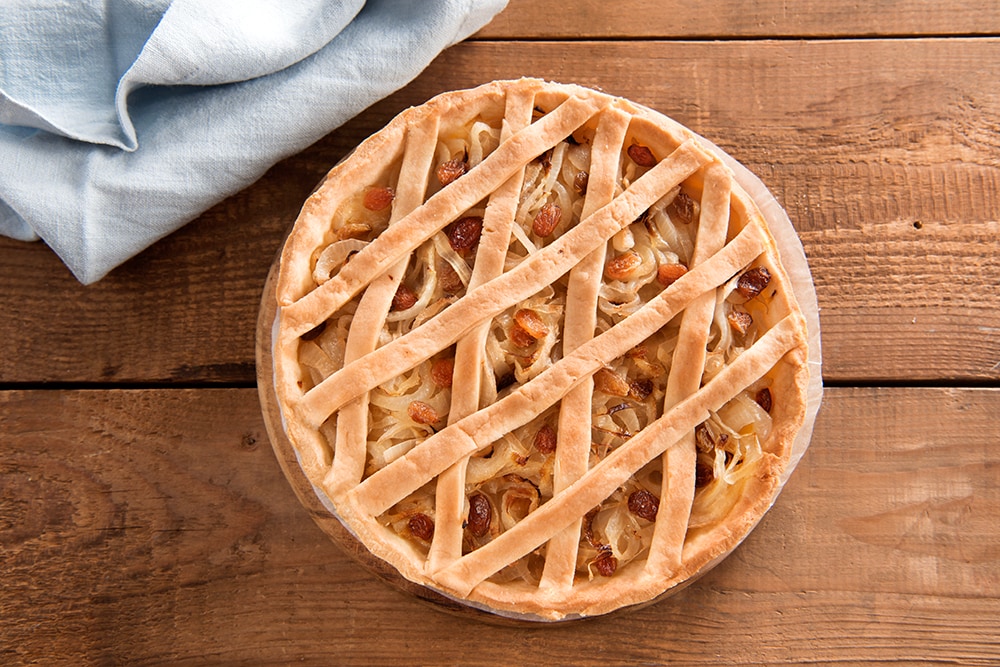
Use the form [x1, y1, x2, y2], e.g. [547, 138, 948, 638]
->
[3, 2, 998, 664]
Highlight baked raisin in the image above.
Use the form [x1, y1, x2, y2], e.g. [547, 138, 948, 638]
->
[391, 284, 418, 311]
[670, 192, 696, 224]
[629, 378, 654, 400]
[514, 308, 549, 339]
[436, 158, 467, 186]
[594, 548, 618, 577]
[657, 263, 687, 287]
[627, 144, 657, 167]
[695, 424, 715, 454]
[509, 322, 536, 348]
[407, 400, 439, 425]
[627, 489, 660, 522]
[533, 424, 557, 455]
[362, 186, 394, 211]
[446, 216, 483, 255]
[594, 368, 630, 397]
[727, 310, 753, 335]
[438, 262, 463, 295]
[736, 266, 771, 300]
[408, 513, 434, 541]
[431, 358, 454, 388]
[466, 494, 492, 538]
[755, 387, 773, 413]
[605, 250, 642, 281]
[532, 202, 562, 237]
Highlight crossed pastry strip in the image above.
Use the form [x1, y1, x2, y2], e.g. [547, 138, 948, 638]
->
[273, 80, 808, 615]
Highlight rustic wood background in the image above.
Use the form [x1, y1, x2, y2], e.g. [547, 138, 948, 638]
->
[2, 2, 998, 664]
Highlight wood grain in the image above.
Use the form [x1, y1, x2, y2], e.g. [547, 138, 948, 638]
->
[477, 0, 1000, 39]
[1, 39, 998, 384]
[1, 387, 997, 664]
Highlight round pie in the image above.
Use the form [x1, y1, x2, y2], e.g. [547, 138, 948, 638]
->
[262, 79, 814, 621]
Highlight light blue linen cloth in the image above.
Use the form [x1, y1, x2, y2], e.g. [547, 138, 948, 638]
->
[0, 0, 506, 283]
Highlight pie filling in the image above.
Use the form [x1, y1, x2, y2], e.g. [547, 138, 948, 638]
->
[273, 80, 809, 619]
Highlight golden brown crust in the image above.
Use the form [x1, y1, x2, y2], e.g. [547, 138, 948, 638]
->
[267, 78, 814, 621]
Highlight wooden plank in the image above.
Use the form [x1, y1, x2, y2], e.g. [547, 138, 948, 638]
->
[1, 387, 997, 664]
[1, 39, 997, 384]
[476, 0, 1000, 39]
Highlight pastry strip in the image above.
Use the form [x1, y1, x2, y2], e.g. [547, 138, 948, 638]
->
[538, 107, 631, 588]
[298, 140, 713, 427]
[646, 163, 731, 575]
[431, 314, 806, 596]
[347, 222, 766, 518]
[323, 115, 440, 498]
[280, 94, 606, 338]
[429, 88, 535, 571]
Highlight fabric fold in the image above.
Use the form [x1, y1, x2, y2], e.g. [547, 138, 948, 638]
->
[0, 0, 507, 283]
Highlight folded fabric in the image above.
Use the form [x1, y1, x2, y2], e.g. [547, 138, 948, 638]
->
[0, 0, 507, 283]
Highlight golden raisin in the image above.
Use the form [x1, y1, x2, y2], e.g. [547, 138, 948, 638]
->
[727, 310, 754, 335]
[605, 250, 642, 281]
[532, 202, 562, 237]
[695, 425, 729, 456]
[466, 493, 492, 538]
[594, 368, 630, 397]
[436, 158, 467, 186]
[627, 489, 660, 522]
[431, 358, 454, 388]
[408, 513, 434, 541]
[446, 216, 483, 255]
[514, 308, 549, 339]
[533, 424, 557, 455]
[670, 191, 697, 224]
[362, 186, 394, 211]
[391, 284, 418, 311]
[755, 387, 773, 413]
[573, 170, 589, 195]
[657, 262, 688, 287]
[438, 261, 463, 295]
[509, 322, 536, 348]
[629, 378, 654, 400]
[407, 400, 439, 425]
[627, 143, 657, 167]
[736, 266, 772, 300]
[593, 548, 618, 577]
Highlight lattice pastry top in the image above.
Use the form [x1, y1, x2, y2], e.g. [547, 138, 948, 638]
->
[270, 79, 810, 620]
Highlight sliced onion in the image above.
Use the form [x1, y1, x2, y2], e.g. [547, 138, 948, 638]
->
[312, 239, 368, 283]
[717, 392, 773, 443]
[499, 478, 540, 531]
[468, 120, 500, 166]
[298, 340, 338, 377]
